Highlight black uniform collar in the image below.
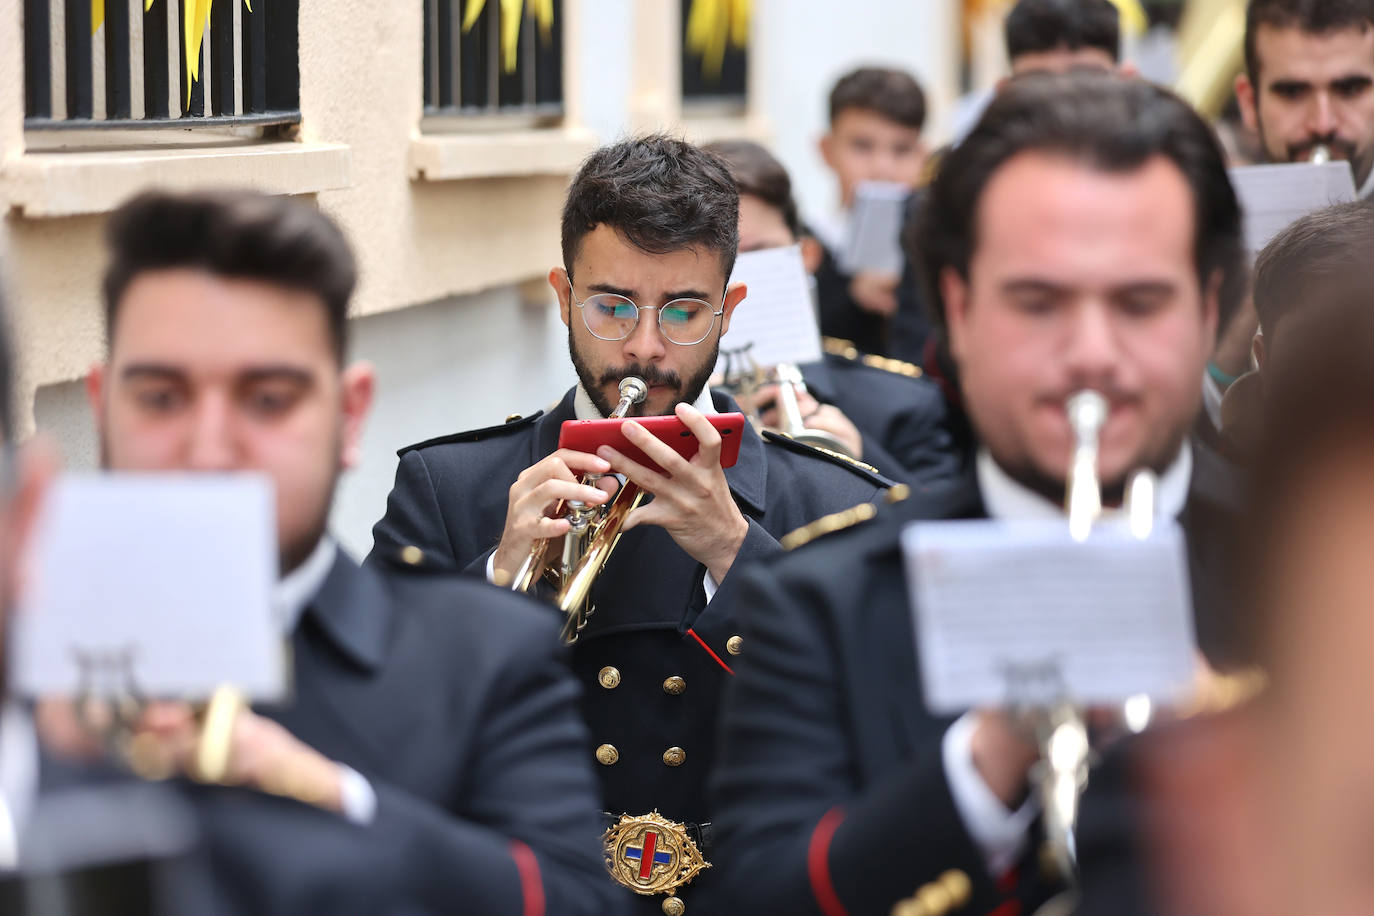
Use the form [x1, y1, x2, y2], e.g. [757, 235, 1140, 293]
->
[534, 386, 769, 518]
[303, 552, 392, 672]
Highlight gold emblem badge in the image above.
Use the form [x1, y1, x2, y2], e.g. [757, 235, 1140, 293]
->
[604, 811, 710, 899]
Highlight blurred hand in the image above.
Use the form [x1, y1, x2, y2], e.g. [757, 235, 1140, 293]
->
[849, 271, 900, 318]
[756, 384, 864, 458]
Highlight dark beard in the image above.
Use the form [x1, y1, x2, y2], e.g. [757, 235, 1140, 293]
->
[97, 430, 340, 578]
[569, 324, 719, 418]
[997, 429, 1189, 509]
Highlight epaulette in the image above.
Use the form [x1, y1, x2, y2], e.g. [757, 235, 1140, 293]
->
[780, 485, 911, 551]
[822, 337, 923, 379]
[761, 429, 892, 485]
[397, 410, 543, 457]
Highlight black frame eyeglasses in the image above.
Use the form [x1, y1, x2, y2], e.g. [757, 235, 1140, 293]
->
[573, 291, 725, 347]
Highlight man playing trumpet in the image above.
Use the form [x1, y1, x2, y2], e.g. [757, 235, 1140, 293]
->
[371, 135, 890, 915]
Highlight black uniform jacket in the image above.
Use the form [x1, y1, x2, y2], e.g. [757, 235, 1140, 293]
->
[31, 551, 621, 916]
[709, 443, 1245, 916]
[369, 387, 890, 912]
[799, 351, 960, 489]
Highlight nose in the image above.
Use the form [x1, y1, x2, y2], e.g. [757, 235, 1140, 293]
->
[621, 307, 667, 364]
[1309, 92, 1337, 138]
[1062, 302, 1121, 389]
[186, 392, 239, 471]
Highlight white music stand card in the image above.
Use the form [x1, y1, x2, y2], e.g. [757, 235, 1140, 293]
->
[11, 473, 286, 702]
[715, 244, 823, 375]
[1229, 160, 1357, 256]
[902, 518, 1197, 714]
[840, 180, 909, 276]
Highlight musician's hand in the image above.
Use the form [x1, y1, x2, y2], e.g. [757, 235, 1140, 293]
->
[756, 385, 865, 458]
[969, 710, 1040, 807]
[600, 403, 749, 584]
[132, 703, 345, 813]
[492, 449, 617, 583]
[849, 271, 900, 318]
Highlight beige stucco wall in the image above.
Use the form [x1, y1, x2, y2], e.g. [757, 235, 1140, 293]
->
[0, 1, 582, 431]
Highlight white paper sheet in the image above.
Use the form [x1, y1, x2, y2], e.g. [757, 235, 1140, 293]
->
[715, 244, 823, 375]
[11, 473, 286, 702]
[840, 180, 909, 276]
[1229, 161, 1358, 255]
[902, 518, 1197, 713]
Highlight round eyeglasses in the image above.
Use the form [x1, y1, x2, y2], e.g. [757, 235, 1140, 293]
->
[574, 292, 724, 347]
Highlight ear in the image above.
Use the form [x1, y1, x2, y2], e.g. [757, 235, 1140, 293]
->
[1252, 329, 1266, 369]
[719, 282, 748, 338]
[940, 267, 972, 363]
[338, 362, 376, 472]
[818, 131, 837, 171]
[85, 363, 107, 438]
[1235, 73, 1260, 134]
[549, 267, 573, 327]
[800, 236, 825, 275]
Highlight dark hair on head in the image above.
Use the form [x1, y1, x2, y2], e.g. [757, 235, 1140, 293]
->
[827, 67, 927, 131]
[1253, 199, 1374, 340]
[1244, 0, 1374, 86]
[702, 139, 802, 239]
[1005, 0, 1122, 63]
[561, 135, 740, 283]
[913, 73, 1247, 342]
[102, 190, 357, 363]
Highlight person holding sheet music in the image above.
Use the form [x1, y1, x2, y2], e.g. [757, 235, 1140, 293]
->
[369, 134, 890, 915]
[812, 67, 930, 358]
[707, 74, 1250, 916]
[29, 190, 621, 915]
[704, 138, 962, 488]
[1209, 0, 1374, 415]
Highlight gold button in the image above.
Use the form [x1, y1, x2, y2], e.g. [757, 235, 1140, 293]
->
[595, 744, 619, 766]
[598, 666, 621, 689]
[399, 545, 424, 566]
[662, 676, 686, 695]
[505, 413, 523, 423]
[940, 870, 971, 907]
[726, 635, 743, 656]
[661, 897, 686, 916]
[662, 746, 686, 767]
[916, 883, 952, 914]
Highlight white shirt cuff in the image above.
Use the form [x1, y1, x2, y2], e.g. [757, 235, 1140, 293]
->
[942, 713, 1039, 876]
[485, 550, 499, 586]
[703, 569, 720, 603]
[337, 764, 378, 825]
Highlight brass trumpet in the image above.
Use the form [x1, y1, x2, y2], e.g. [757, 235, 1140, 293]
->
[509, 376, 648, 643]
[720, 344, 857, 458]
[1032, 390, 1158, 887]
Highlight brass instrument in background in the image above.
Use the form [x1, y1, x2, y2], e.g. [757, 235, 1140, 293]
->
[719, 344, 857, 459]
[509, 376, 649, 643]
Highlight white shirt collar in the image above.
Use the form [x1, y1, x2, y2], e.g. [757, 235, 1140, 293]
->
[274, 536, 337, 635]
[573, 383, 716, 421]
[975, 443, 1193, 522]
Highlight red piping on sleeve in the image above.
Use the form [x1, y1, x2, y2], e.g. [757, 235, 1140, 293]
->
[509, 840, 545, 916]
[807, 807, 850, 916]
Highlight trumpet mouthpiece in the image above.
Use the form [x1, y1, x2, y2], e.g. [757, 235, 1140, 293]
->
[1065, 390, 1108, 437]
[618, 376, 649, 405]
[1312, 144, 1332, 164]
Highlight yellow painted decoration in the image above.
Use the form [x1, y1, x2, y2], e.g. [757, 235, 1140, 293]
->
[91, 0, 103, 35]
[1104, 0, 1148, 36]
[685, 0, 750, 83]
[461, 0, 556, 73]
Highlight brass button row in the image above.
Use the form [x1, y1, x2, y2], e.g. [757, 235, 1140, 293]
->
[726, 635, 743, 655]
[594, 745, 688, 767]
[598, 667, 689, 696]
[889, 870, 971, 916]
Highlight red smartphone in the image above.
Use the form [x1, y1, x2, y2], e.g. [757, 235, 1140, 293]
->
[559, 412, 746, 472]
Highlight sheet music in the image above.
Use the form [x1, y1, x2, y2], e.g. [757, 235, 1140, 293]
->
[1229, 161, 1358, 255]
[11, 473, 286, 702]
[715, 244, 823, 374]
[840, 180, 909, 275]
[902, 518, 1197, 713]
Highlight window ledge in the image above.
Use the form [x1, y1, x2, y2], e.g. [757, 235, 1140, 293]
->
[409, 126, 598, 181]
[3, 141, 352, 218]
[682, 113, 771, 147]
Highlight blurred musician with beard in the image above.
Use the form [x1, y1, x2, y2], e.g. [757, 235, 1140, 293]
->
[370, 135, 891, 914]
